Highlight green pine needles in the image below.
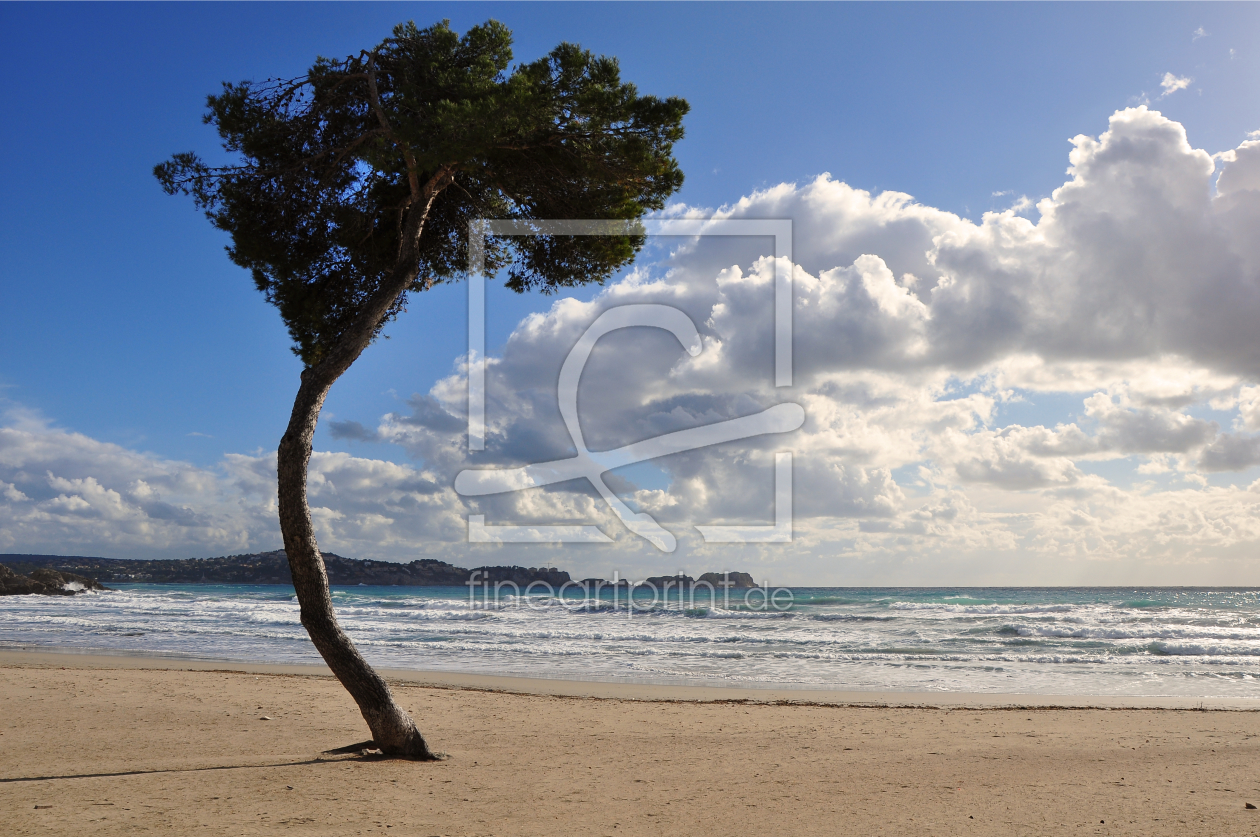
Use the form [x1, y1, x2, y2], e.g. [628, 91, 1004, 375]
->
[157, 19, 688, 367]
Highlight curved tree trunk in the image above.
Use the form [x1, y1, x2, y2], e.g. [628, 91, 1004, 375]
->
[277, 172, 451, 759]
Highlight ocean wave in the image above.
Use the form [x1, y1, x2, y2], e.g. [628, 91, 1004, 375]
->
[888, 602, 1076, 614]
[1006, 623, 1260, 644]
[8, 584, 1260, 696]
[792, 596, 861, 606]
[1145, 640, 1260, 657]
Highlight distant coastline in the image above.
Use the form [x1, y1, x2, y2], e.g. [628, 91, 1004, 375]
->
[0, 552, 757, 590]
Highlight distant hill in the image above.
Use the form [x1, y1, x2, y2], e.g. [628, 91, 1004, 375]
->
[0, 553, 759, 590]
[0, 552, 570, 588]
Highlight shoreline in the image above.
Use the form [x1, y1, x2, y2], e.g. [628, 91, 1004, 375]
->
[4, 647, 1257, 711]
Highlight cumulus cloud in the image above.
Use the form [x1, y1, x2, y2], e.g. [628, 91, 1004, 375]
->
[10, 106, 1260, 581]
[1084, 394, 1218, 454]
[0, 409, 463, 561]
[1198, 433, 1260, 472]
[374, 106, 1260, 572]
[0, 413, 261, 558]
[949, 428, 1085, 490]
[1236, 386, 1260, 431]
[1216, 141, 1260, 196]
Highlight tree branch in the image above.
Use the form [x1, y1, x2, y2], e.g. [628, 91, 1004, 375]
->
[364, 52, 422, 203]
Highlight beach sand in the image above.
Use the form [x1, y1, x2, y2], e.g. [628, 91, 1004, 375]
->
[2, 651, 1259, 836]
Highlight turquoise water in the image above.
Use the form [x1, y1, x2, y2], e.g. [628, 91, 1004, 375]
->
[3, 584, 1260, 697]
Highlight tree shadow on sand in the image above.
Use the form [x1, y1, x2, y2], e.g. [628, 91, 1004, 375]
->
[0, 742, 446, 783]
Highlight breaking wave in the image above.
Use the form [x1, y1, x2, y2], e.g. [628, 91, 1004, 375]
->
[3, 584, 1259, 698]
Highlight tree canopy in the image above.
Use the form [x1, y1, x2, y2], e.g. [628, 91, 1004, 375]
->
[156, 18, 688, 366]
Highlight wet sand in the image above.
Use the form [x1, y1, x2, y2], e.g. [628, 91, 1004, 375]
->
[2, 650, 1259, 836]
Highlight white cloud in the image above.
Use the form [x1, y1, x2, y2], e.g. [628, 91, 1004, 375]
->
[386, 106, 1260, 577]
[1083, 393, 1218, 454]
[11, 106, 1260, 582]
[1192, 26, 1209, 41]
[0, 415, 261, 557]
[1198, 433, 1260, 472]
[1237, 386, 1260, 431]
[947, 428, 1085, 490]
[0, 410, 464, 561]
[1216, 141, 1260, 195]
[1160, 73, 1193, 97]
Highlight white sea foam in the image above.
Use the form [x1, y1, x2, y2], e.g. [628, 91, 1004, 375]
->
[3, 585, 1260, 697]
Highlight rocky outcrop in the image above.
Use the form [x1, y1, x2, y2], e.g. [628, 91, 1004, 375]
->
[0, 564, 108, 596]
[469, 566, 572, 587]
[640, 572, 757, 590]
[576, 577, 631, 590]
[697, 571, 757, 589]
[644, 574, 695, 589]
[0, 564, 42, 595]
[577, 572, 759, 591]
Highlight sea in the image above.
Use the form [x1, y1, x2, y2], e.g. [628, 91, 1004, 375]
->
[3, 583, 1260, 698]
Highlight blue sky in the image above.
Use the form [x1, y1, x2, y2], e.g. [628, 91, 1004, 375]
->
[3, 3, 1260, 583]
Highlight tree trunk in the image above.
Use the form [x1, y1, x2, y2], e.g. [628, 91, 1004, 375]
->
[277, 377, 438, 760]
[276, 173, 451, 760]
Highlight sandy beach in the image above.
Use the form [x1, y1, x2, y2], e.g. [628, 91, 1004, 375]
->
[2, 651, 1259, 836]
